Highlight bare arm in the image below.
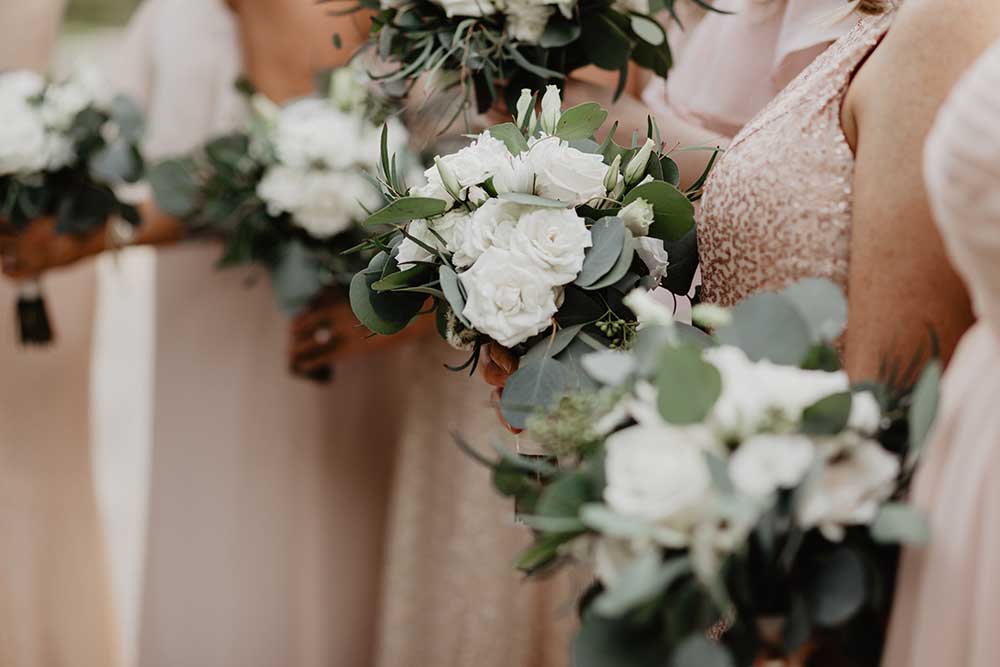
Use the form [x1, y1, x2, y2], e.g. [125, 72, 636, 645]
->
[842, 0, 1000, 379]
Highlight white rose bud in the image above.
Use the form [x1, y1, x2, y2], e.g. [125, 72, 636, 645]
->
[624, 138, 655, 185]
[691, 304, 732, 329]
[435, 156, 463, 202]
[618, 197, 655, 236]
[539, 85, 562, 134]
[251, 94, 280, 125]
[603, 154, 621, 193]
[515, 88, 535, 129]
[623, 288, 674, 329]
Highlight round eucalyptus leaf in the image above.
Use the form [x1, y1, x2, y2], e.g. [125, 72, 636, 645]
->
[715, 293, 812, 365]
[555, 102, 609, 141]
[572, 611, 667, 667]
[657, 345, 722, 424]
[806, 548, 868, 627]
[488, 122, 529, 155]
[540, 14, 582, 47]
[537, 471, 596, 518]
[501, 357, 577, 429]
[581, 349, 636, 386]
[629, 14, 665, 46]
[871, 503, 929, 544]
[271, 242, 325, 315]
[781, 278, 848, 343]
[523, 324, 584, 364]
[349, 268, 424, 335]
[585, 233, 635, 291]
[149, 159, 199, 218]
[576, 217, 626, 287]
[907, 360, 941, 461]
[670, 635, 735, 667]
[89, 139, 141, 184]
[801, 392, 852, 435]
[621, 181, 694, 242]
[594, 552, 691, 618]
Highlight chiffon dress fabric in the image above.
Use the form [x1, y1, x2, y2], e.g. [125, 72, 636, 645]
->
[641, 0, 857, 137]
[697, 11, 896, 307]
[882, 38, 1000, 667]
[0, 1, 122, 665]
[97, 1, 408, 664]
[372, 5, 856, 666]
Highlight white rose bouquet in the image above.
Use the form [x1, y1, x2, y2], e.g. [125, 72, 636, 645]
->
[0, 68, 145, 344]
[334, 0, 716, 120]
[350, 87, 707, 426]
[150, 69, 409, 316]
[461, 278, 942, 667]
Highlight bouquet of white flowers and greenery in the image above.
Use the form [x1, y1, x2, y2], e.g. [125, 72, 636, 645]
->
[329, 0, 723, 121]
[459, 278, 941, 667]
[150, 69, 410, 317]
[0, 68, 144, 344]
[350, 86, 710, 426]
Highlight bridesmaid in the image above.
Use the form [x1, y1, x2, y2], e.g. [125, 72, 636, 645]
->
[882, 34, 1000, 667]
[5, 1, 407, 665]
[695, 0, 994, 378]
[0, 2, 122, 666]
[291, 3, 856, 666]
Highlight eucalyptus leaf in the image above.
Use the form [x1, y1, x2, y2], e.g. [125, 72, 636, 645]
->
[537, 471, 596, 518]
[907, 360, 941, 464]
[801, 392, 852, 435]
[629, 14, 665, 46]
[572, 611, 667, 667]
[584, 232, 635, 291]
[576, 217, 626, 287]
[501, 357, 577, 429]
[622, 181, 694, 241]
[149, 159, 199, 218]
[271, 242, 325, 314]
[806, 548, 867, 627]
[439, 265, 470, 327]
[871, 503, 929, 544]
[781, 278, 848, 343]
[109, 94, 145, 142]
[523, 324, 584, 364]
[371, 265, 427, 292]
[581, 349, 636, 385]
[656, 345, 722, 424]
[715, 292, 812, 365]
[349, 268, 425, 335]
[488, 122, 529, 155]
[580, 504, 652, 539]
[89, 139, 141, 184]
[555, 103, 609, 141]
[594, 551, 690, 618]
[365, 196, 449, 226]
[539, 14, 581, 48]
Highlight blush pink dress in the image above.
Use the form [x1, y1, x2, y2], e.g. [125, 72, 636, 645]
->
[881, 39, 1000, 667]
[0, 2, 121, 666]
[697, 10, 896, 307]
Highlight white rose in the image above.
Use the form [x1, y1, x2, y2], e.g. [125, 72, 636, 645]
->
[420, 131, 515, 205]
[0, 99, 48, 175]
[396, 209, 472, 266]
[704, 346, 850, 440]
[523, 135, 608, 206]
[508, 206, 590, 284]
[433, 0, 498, 16]
[729, 434, 815, 498]
[848, 390, 882, 435]
[41, 68, 104, 130]
[635, 236, 669, 282]
[797, 435, 900, 541]
[504, 0, 553, 43]
[271, 98, 393, 172]
[619, 197, 655, 235]
[453, 198, 521, 267]
[0, 70, 45, 101]
[603, 424, 716, 539]
[257, 167, 379, 238]
[459, 247, 559, 347]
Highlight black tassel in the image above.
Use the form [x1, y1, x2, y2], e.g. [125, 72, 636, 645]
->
[16, 280, 53, 345]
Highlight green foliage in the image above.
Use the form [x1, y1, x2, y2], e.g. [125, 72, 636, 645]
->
[656, 345, 722, 424]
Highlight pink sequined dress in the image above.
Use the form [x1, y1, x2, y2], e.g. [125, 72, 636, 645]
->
[697, 11, 896, 307]
[882, 38, 1000, 667]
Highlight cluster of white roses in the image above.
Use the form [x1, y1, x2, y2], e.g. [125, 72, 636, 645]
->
[395, 87, 668, 348]
[0, 68, 106, 177]
[255, 77, 406, 239]
[594, 320, 897, 587]
[418, 0, 649, 44]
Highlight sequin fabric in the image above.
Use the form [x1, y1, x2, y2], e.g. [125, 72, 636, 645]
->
[697, 11, 895, 307]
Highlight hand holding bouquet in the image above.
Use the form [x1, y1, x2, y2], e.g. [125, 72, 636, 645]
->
[351, 86, 708, 426]
[0, 68, 144, 344]
[466, 278, 941, 667]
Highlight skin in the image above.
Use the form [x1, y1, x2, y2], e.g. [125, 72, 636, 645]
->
[840, 0, 1000, 379]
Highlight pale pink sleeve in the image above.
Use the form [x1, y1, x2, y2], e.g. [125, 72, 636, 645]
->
[924, 39, 1000, 337]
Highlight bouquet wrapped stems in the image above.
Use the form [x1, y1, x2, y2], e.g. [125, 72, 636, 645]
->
[15, 278, 53, 345]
